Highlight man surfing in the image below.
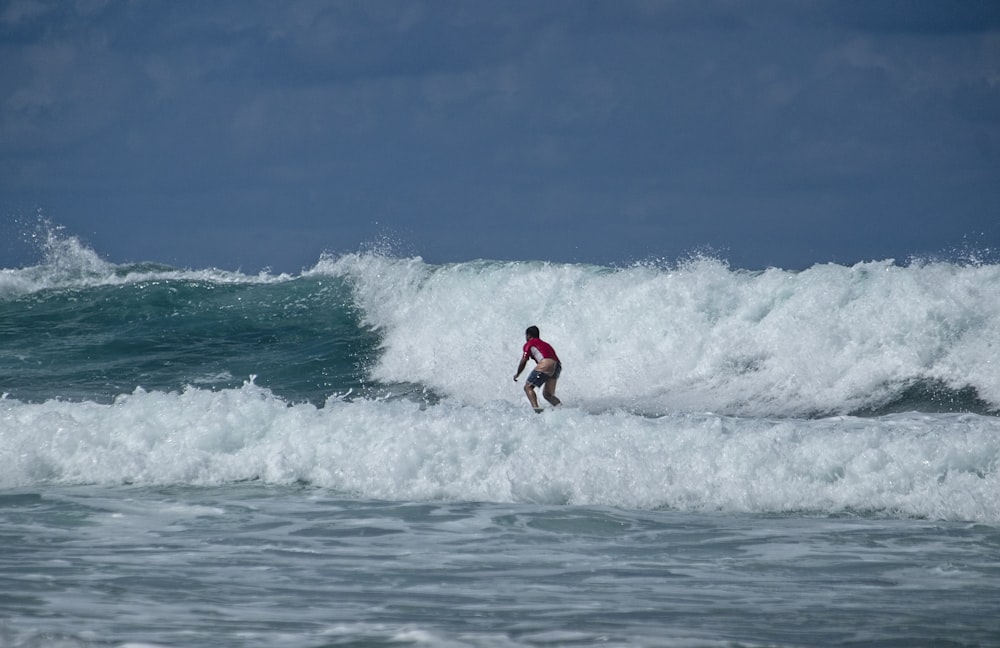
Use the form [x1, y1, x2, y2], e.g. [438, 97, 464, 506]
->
[513, 325, 562, 412]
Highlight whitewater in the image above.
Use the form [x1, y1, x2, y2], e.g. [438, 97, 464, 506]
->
[2, 229, 999, 647]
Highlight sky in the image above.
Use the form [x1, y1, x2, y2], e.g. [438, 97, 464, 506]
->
[1, 0, 999, 272]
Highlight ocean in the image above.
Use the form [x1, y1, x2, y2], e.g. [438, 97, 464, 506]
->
[2, 231, 999, 647]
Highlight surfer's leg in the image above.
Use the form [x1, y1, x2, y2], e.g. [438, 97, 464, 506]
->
[523, 382, 541, 409]
[542, 379, 561, 406]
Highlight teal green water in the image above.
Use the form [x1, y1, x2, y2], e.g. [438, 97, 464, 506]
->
[2, 276, 379, 405]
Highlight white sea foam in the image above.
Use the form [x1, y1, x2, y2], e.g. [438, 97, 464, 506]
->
[317, 253, 1000, 416]
[2, 383, 998, 522]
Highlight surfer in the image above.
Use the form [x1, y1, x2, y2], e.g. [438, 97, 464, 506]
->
[513, 325, 562, 412]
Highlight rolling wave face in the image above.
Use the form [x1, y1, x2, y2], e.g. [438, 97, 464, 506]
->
[320, 253, 1000, 417]
[4, 229, 999, 417]
[1, 269, 375, 405]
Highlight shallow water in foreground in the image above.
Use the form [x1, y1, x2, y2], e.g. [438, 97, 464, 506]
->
[3, 484, 999, 648]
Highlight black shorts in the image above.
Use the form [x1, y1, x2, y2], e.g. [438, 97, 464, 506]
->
[526, 361, 562, 387]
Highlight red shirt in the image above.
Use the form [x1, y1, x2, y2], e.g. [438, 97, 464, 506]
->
[522, 338, 559, 364]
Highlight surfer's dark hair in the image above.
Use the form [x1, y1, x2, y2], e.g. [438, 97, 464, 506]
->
[525, 326, 540, 338]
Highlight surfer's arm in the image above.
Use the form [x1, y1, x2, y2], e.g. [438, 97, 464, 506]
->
[514, 355, 528, 381]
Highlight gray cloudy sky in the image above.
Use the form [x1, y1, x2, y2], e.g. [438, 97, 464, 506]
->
[2, 0, 999, 271]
